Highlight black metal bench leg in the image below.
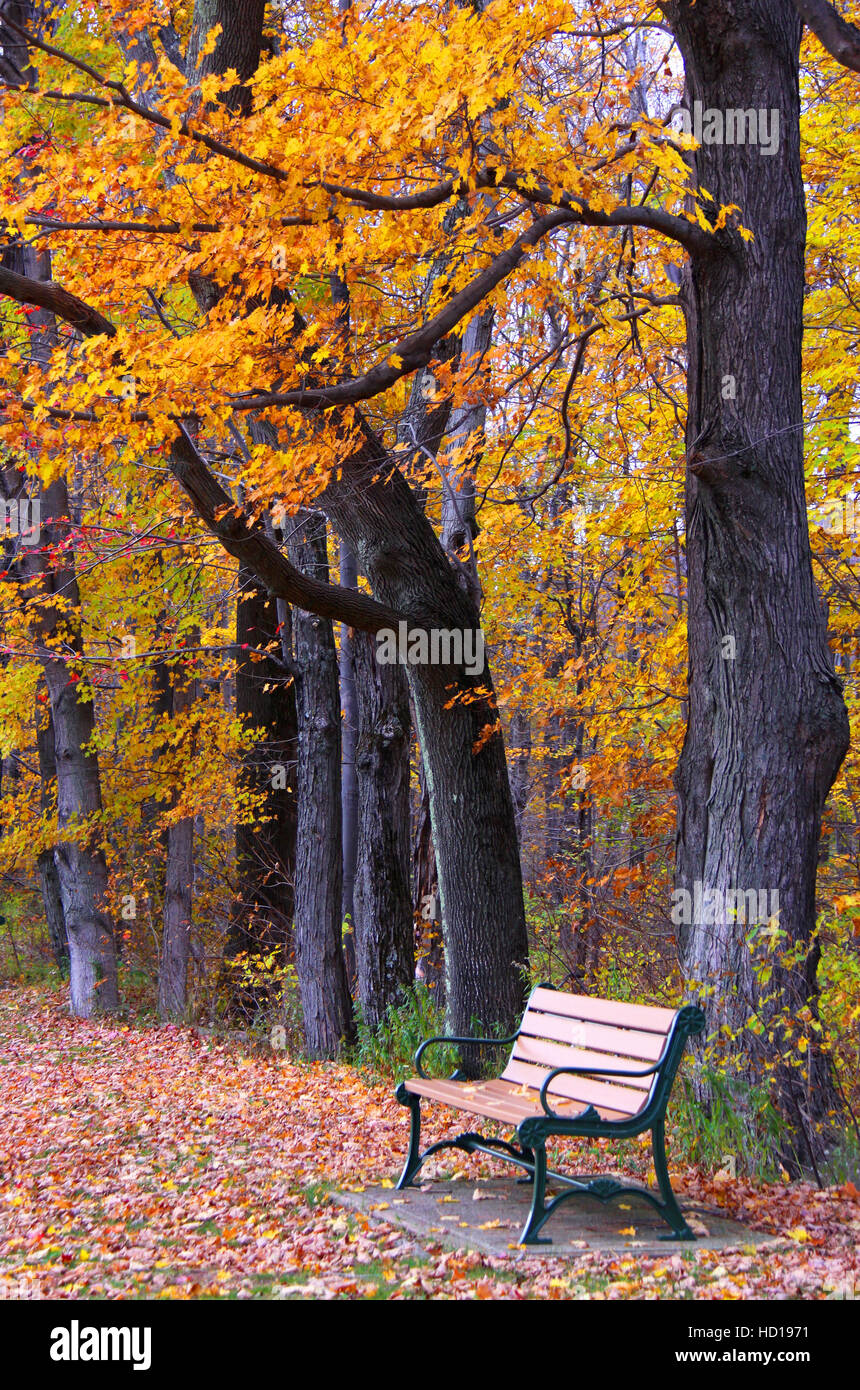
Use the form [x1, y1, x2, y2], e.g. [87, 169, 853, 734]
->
[517, 1143, 535, 1183]
[395, 1088, 424, 1189]
[519, 1141, 552, 1245]
[652, 1116, 695, 1240]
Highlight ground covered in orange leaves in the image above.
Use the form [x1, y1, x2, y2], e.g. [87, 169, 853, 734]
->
[0, 987, 857, 1300]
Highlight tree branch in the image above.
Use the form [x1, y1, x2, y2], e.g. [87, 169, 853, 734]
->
[0, 12, 719, 261]
[795, 0, 860, 70]
[230, 211, 574, 411]
[169, 425, 403, 633]
[0, 264, 116, 337]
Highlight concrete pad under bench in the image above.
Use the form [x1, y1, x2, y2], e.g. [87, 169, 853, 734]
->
[334, 1177, 778, 1259]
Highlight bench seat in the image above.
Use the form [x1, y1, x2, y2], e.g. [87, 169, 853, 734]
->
[403, 1077, 634, 1126]
[394, 985, 705, 1244]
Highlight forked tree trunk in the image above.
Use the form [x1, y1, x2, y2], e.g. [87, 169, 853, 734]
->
[665, 0, 850, 1162]
[323, 432, 530, 1038]
[163, 0, 529, 1039]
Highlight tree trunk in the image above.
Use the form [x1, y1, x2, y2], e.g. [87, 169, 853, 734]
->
[665, 0, 850, 1163]
[187, 0, 266, 113]
[41, 631, 119, 1017]
[157, 660, 197, 1021]
[508, 710, 532, 841]
[222, 565, 297, 1017]
[34, 690, 69, 975]
[339, 538, 359, 985]
[413, 767, 444, 1003]
[352, 630, 414, 1028]
[322, 430, 529, 1039]
[0, 191, 118, 1015]
[289, 513, 355, 1057]
[161, 0, 529, 1040]
[440, 308, 492, 612]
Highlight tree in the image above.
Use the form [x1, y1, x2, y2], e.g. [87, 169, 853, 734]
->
[663, 0, 849, 1162]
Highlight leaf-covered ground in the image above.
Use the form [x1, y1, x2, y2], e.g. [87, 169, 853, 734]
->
[0, 987, 857, 1300]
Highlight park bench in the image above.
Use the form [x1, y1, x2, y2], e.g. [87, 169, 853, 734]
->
[395, 985, 705, 1244]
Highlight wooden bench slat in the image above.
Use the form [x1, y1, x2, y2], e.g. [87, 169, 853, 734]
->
[404, 1078, 533, 1125]
[529, 986, 676, 1034]
[518, 1008, 667, 1062]
[502, 1058, 649, 1118]
[482, 1079, 629, 1123]
[404, 1076, 630, 1125]
[508, 1033, 654, 1090]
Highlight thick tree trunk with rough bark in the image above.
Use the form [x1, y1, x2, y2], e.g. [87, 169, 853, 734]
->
[289, 514, 355, 1057]
[338, 538, 359, 984]
[352, 631, 414, 1028]
[322, 428, 530, 1039]
[665, 0, 850, 1162]
[187, 0, 266, 112]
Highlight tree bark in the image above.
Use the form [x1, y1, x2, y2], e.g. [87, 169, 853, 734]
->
[321, 427, 530, 1038]
[439, 308, 492, 612]
[413, 765, 444, 1002]
[339, 538, 359, 984]
[35, 489, 119, 1017]
[289, 513, 355, 1057]
[187, 0, 266, 113]
[352, 631, 414, 1028]
[664, 0, 850, 1162]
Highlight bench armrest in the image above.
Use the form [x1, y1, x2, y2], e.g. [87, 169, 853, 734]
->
[538, 1056, 665, 1118]
[537, 1005, 704, 1119]
[415, 1033, 519, 1079]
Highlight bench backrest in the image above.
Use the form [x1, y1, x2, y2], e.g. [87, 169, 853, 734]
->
[501, 987, 681, 1120]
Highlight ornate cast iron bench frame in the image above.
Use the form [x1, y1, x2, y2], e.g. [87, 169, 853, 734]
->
[394, 988, 705, 1245]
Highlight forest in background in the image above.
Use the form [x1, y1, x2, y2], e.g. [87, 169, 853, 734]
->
[1, 0, 860, 1188]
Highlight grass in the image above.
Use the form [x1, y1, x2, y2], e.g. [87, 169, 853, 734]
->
[352, 984, 454, 1082]
[672, 1066, 785, 1180]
